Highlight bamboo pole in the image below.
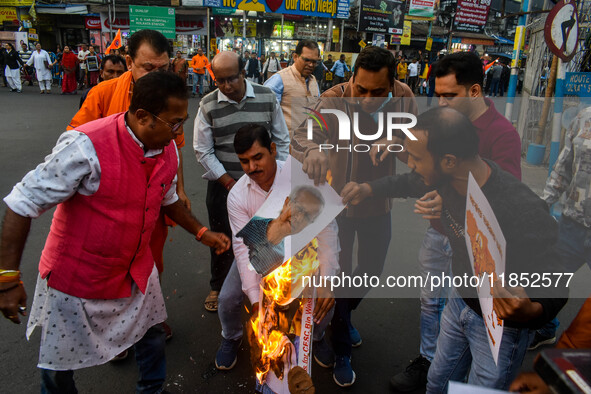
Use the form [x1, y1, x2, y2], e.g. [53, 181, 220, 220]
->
[535, 55, 558, 145]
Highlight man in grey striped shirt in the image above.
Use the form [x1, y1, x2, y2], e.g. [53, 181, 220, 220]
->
[193, 51, 289, 320]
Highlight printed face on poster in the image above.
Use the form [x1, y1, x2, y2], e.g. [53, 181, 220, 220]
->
[235, 156, 345, 279]
[465, 173, 506, 365]
[358, 0, 406, 35]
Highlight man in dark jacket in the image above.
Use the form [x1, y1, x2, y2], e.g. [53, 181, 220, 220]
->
[341, 107, 568, 392]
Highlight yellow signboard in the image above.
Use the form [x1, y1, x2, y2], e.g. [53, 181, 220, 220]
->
[425, 37, 432, 51]
[0, 0, 34, 6]
[401, 20, 412, 45]
[332, 27, 339, 43]
[358, 40, 367, 48]
[0, 6, 17, 23]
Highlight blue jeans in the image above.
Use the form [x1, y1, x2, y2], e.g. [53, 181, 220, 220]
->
[418, 227, 453, 362]
[192, 72, 204, 95]
[426, 295, 534, 393]
[490, 78, 500, 97]
[41, 324, 166, 394]
[218, 261, 331, 341]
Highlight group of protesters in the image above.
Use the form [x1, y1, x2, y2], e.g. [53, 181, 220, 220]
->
[1, 28, 590, 394]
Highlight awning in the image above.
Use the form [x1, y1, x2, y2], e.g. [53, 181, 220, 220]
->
[491, 34, 514, 45]
[36, 4, 88, 15]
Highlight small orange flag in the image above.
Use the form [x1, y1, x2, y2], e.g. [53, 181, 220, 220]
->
[484, 58, 499, 72]
[106, 29, 122, 54]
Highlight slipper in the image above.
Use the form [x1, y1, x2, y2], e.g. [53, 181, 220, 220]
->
[204, 290, 219, 312]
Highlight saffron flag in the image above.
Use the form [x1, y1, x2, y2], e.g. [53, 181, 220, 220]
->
[106, 29, 122, 54]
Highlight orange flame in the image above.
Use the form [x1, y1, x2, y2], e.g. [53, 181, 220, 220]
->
[250, 238, 320, 384]
[326, 170, 333, 186]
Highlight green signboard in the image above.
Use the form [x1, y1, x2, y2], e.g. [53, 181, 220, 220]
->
[129, 6, 176, 39]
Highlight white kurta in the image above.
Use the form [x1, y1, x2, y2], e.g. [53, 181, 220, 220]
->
[26, 50, 52, 81]
[4, 127, 179, 371]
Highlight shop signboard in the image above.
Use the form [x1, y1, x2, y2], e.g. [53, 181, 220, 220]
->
[408, 0, 435, 18]
[0, 7, 17, 24]
[332, 27, 339, 43]
[400, 20, 411, 45]
[273, 21, 295, 39]
[183, 0, 204, 4]
[358, 0, 405, 35]
[294, 23, 328, 40]
[564, 73, 591, 97]
[129, 6, 176, 39]
[101, 12, 206, 36]
[85, 16, 101, 30]
[204, 0, 350, 19]
[425, 36, 432, 50]
[0, 0, 33, 6]
[214, 16, 257, 37]
[212, 7, 236, 15]
[454, 0, 491, 34]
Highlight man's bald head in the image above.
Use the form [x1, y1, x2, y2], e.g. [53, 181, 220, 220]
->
[212, 51, 243, 74]
[414, 107, 479, 161]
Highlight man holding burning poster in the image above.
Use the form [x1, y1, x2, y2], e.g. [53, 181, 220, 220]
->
[215, 124, 341, 392]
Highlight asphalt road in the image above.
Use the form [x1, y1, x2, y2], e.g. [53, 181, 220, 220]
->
[0, 85, 587, 394]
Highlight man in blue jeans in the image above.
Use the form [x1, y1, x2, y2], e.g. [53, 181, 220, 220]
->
[214, 125, 339, 372]
[341, 106, 567, 392]
[389, 51, 523, 392]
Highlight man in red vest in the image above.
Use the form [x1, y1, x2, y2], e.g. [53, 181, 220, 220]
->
[0, 71, 230, 393]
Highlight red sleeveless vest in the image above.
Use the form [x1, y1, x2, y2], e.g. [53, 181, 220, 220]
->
[38, 112, 178, 299]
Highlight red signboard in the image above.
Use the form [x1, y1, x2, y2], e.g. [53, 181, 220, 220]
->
[544, 0, 579, 62]
[85, 16, 101, 30]
[454, 0, 491, 34]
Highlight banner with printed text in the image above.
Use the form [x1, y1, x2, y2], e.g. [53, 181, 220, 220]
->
[204, 0, 350, 19]
[408, 0, 435, 18]
[454, 0, 491, 34]
[358, 0, 406, 35]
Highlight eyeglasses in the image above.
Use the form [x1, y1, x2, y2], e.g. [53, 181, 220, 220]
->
[299, 56, 320, 65]
[147, 111, 189, 133]
[215, 72, 242, 87]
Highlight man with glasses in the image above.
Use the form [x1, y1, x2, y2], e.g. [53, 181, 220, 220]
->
[264, 40, 321, 136]
[193, 51, 289, 368]
[68, 29, 187, 345]
[0, 71, 230, 393]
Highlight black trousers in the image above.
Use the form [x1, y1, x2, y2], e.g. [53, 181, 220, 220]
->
[206, 181, 235, 291]
[331, 212, 392, 357]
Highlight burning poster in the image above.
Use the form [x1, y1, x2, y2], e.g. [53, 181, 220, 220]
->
[464, 173, 506, 365]
[237, 156, 345, 393]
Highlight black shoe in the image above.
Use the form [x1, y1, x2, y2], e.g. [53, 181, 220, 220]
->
[390, 355, 430, 392]
[528, 332, 556, 350]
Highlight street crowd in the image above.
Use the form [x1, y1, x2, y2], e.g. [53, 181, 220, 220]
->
[1, 28, 590, 394]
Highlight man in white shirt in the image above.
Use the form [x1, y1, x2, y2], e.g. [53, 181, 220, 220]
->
[214, 124, 339, 372]
[77, 43, 90, 89]
[26, 43, 54, 94]
[262, 51, 282, 80]
[407, 58, 419, 93]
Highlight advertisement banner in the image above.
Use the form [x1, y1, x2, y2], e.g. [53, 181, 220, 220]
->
[408, 0, 435, 18]
[358, 0, 405, 35]
[454, 0, 491, 34]
[204, 0, 350, 19]
[294, 23, 328, 40]
[85, 16, 101, 30]
[425, 36, 432, 51]
[129, 6, 176, 39]
[273, 21, 295, 39]
[0, 0, 33, 6]
[214, 16, 257, 37]
[0, 7, 17, 24]
[401, 20, 411, 45]
[332, 27, 339, 43]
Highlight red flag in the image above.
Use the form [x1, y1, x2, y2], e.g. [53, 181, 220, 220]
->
[106, 29, 122, 54]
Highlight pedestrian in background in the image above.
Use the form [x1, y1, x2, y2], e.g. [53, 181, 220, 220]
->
[397, 58, 408, 83]
[407, 58, 419, 93]
[86, 45, 101, 87]
[262, 51, 282, 82]
[77, 43, 89, 90]
[0, 41, 7, 87]
[330, 54, 349, 85]
[245, 52, 261, 83]
[3, 43, 24, 93]
[26, 43, 55, 94]
[173, 50, 188, 85]
[191, 48, 209, 97]
[60, 45, 79, 95]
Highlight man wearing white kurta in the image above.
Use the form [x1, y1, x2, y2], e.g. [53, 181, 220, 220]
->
[26, 43, 53, 93]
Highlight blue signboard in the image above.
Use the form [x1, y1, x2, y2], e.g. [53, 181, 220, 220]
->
[204, 0, 350, 19]
[564, 72, 591, 97]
